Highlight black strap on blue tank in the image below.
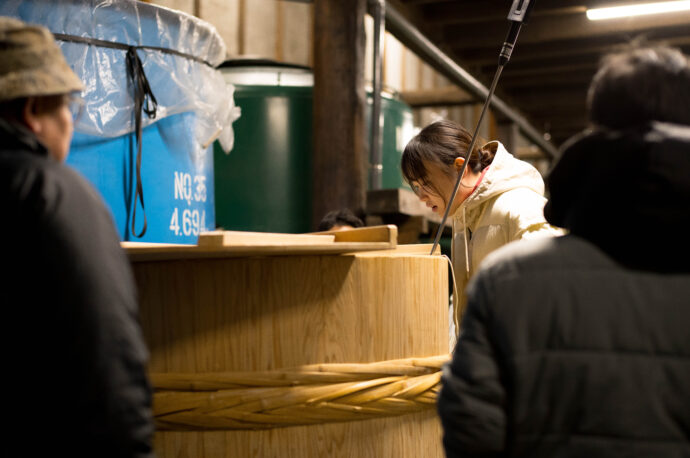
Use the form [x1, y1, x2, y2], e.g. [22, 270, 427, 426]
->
[54, 33, 213, 238]
[125, 46, 156, 237]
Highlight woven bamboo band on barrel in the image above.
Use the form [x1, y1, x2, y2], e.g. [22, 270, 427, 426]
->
[151, 354, 451, 431]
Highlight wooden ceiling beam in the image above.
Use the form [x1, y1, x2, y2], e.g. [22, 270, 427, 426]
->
[528, 116, 588, 130]
[387, 0, 445, 43]
[521, 109, 588, 121]
[445, 10, 690, 49]
[397, 0, 452, 5]
[495, 62, 599, 77]
[399, 87, 475, 107]
[487, 52, 601, 73]
[492, 109, 587, 130]
[511, 92, 589, 109]
[546, 119, 588, 128]
[500, 72, 596, 89]
[398, 0, 443, 5]
[422, 0, 674, 25]
[453, 30, 690, 67]
[424, 3, 586, 26]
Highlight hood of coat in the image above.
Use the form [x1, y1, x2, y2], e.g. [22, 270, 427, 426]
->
[460, 141, 545, 214]
[545, 121, 690, 273]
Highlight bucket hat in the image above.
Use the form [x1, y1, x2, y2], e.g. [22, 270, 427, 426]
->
[0, 16, 83, 102]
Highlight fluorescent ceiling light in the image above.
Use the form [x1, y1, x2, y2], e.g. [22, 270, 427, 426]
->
[587, 1, 690, 20]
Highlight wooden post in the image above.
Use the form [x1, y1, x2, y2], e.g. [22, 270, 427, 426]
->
[312, 0, 367, 230]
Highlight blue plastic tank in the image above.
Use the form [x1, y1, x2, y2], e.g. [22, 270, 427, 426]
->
[1, 0, 235, 244]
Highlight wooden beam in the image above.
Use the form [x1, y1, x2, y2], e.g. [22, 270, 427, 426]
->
[422, 0, 669, 26]
[397, 0, 447, 5]
[424, 3, 586, 26]
[500, 62, 598, 78]
[500, 71, 597, 89]
[510, 86, 589, 101]
[522, 108, 588, 120]
[488, 52, 600, 72]
[399, 87, 475, 107]
[454, 32, 690, 67]
[529, 115, 589, 131]
[312, 0, 367, 229]
[387, 0, 445, 43]
[445, 9, 690, 49]
[533, 113, 588, 123]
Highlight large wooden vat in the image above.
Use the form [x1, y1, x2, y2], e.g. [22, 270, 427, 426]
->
[127, 228, 449, 457]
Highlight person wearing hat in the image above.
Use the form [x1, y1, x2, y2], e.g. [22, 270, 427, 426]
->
[0, 17, 154, 457]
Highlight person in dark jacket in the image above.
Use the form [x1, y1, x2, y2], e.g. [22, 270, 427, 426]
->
[438, 45, 690, 457]
[0, 17, 154, 457]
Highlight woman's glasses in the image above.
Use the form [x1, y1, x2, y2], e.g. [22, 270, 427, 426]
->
[411, 180, 438, 197]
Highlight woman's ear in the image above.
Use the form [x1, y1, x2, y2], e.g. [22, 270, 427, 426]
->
[22, 97, 42, 134]
[454, 157, 465, 172]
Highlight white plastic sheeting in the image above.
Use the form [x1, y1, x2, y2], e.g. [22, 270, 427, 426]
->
[0, 0, 240, 153]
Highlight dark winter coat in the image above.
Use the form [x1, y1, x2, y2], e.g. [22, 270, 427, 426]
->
[438, 122, 690, 458]
[0, 119, 155, 457]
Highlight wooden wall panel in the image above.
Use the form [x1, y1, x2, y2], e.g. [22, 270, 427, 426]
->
[402, 48, 419, 91]
[281, 1, 313, 66]
[199, 0, 241, 57]
[364, 14, 374, 88]
[384, 33, 404, 93]
[150, 0, 194, 15]
[244, 0, 278, 58]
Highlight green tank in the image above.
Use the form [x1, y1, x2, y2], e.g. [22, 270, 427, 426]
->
[215, 59, 414, 234]
[366, 93, 416, 190]
[214, 61, 313, 233]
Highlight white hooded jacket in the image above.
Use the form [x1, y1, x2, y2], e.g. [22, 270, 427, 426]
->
[451, 141, 562, 330]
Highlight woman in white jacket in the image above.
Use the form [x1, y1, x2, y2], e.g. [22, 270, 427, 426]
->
[402, 120, 561, 335]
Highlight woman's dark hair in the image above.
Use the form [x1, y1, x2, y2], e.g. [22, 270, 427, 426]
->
[401, 119, 495, 193]
[588, 46, 690, 129]
[318, 208, 364, 231]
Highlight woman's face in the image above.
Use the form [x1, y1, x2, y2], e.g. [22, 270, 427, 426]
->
[410, 160, 459, 215]
[410, 159, 477, 215]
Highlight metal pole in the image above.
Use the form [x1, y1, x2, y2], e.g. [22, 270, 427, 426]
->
[385, 4, 557, 159]
[369, 0, 385, 190]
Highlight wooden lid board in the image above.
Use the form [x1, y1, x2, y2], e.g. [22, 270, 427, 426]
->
[124, 225, 399, 262]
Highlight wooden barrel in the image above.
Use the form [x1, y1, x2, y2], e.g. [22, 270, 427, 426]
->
[127, 232, 449, 457]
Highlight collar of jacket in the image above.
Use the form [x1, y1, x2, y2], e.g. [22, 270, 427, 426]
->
[545, 121, 690, 273]
[460, 141, 545, 210]
[452, 140, 545, 225]
[0, 118, 48, 157]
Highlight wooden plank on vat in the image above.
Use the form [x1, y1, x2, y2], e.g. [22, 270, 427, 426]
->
[198, 231, 335, 247]
[312, 224, 398, 244]
[355, 243, 442, 257]
[123, 225, 398, 262]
